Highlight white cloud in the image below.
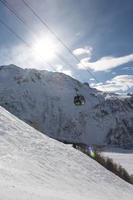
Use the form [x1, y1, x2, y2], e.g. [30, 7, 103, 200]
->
[56, 64, 63, 71]
[78, 54, 133, 72]
[0, 44, 73, 77]
[73, 47, 92, 57]
[0, 44, 72, 75]
[0, 44, 53, 70]
[90, 75, 133, 93]
[56, 64, 73, 76]
[62, 69, 73, 76]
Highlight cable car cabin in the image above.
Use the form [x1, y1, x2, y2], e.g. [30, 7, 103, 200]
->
[74, 95, 85, 106]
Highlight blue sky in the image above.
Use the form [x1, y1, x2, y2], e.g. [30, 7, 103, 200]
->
[0, 0, 133, 94]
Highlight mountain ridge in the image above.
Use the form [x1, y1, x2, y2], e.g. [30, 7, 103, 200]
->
[0, 64, 133, 147]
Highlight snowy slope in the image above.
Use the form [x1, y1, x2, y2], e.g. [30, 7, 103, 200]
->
[0, 64, 133, 147]
[102, 147, 133, 175]
[0, 106, 133, 200]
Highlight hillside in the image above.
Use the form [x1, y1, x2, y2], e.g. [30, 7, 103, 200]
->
[102, 147, 133, 175]
[0, 64, 133, 147]
[0, 106, 133, 200]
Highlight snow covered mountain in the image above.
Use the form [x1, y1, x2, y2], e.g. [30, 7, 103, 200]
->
[0, 64, 133, 147]
[0, 106, 133, 200]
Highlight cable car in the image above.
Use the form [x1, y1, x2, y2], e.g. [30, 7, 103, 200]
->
[74, 95, 85, 106]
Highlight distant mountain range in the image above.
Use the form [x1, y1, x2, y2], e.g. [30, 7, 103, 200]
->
[0, 64, 133, 148]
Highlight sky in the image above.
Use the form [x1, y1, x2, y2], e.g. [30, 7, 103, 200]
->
[0, 0, 133, 94]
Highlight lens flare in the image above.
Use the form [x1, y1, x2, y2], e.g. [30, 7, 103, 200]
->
[88, 146, 95, 158]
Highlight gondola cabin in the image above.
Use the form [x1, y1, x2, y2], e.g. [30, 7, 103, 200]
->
[74, 95, 85, 106]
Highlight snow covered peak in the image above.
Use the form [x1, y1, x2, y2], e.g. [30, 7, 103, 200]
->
[0, 106, 133, 199]
[0, 64, 133, 147]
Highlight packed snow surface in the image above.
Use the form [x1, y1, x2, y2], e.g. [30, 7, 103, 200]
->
[0, 106, 133, 200]
[0, 64, 133, 147]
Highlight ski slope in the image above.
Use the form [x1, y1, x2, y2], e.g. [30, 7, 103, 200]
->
[0, 106, 133, 200]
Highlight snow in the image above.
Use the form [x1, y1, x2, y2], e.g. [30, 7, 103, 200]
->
[0, 106, 133, 200]
[102, 147, 133, 175]
[0, 64, 133, 147]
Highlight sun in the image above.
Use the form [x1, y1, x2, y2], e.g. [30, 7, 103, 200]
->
[32, 36, 58, 62]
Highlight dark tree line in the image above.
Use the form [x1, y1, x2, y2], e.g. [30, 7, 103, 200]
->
[72, 143, 133, 185]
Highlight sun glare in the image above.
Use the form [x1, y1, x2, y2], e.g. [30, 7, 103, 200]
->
[32, 36, 58, 62]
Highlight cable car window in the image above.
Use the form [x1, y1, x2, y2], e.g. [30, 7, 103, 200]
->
[74, 95, 85, 106]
